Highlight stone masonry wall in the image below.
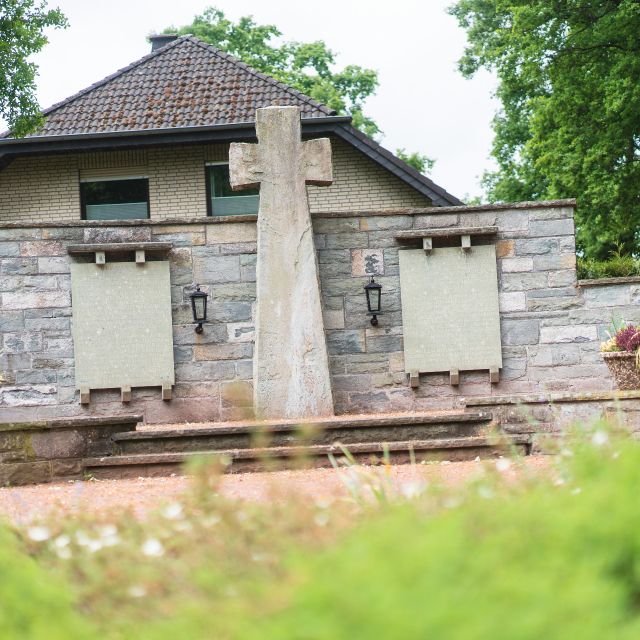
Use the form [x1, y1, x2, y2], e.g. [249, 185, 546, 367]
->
[0, 139, 431, 224]
[1, 201, 634, 424]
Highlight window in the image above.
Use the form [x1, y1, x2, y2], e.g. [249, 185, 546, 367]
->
[207, 163, 259, 216]
[81, 177, 149, 220]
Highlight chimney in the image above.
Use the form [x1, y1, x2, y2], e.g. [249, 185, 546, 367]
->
[149, 34, 179, 52]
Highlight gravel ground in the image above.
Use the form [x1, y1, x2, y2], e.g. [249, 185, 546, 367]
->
[0, 456, 552, 525]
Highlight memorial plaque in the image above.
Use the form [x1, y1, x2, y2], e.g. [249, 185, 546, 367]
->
[399, 245, 502, 374]
[70, 261, 175, 392]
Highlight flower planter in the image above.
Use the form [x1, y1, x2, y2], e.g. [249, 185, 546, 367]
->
[602, 352, 640, 390]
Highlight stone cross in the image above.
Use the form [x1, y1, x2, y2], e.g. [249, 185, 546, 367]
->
[229, 106, 334, 419]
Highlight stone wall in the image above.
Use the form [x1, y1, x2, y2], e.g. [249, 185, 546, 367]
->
[1, 200, 637, 424]
[0, 138, 431, 223]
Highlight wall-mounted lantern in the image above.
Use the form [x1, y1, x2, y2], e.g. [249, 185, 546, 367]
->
[364, 276, 382, 326]
[190, 284, 208, 334]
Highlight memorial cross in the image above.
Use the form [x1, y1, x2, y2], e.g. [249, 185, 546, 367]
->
[229, 106, 334, 419]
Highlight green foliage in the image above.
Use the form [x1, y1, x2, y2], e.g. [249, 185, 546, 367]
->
[395, 148, 435, 175]
[577, 243, 640, 279]
[0, 0, 67, 137]
[246, 430, 640, 639]
[0, 526, 94, 639]
[164, 7, 381, 138]
[449, 1, 640, 259]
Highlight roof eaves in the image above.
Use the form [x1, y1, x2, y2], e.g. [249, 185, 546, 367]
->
[333, 125, 464, 207]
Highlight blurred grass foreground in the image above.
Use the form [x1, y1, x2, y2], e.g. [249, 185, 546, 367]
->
[4, 422, 640, 639]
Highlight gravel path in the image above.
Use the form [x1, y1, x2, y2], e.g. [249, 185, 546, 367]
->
[0, 457, 551, 525]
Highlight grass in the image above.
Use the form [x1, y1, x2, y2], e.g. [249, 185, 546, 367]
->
[5, 420, 640, 638]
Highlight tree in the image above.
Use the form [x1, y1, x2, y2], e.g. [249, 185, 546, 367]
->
[0, 0, 67, 137]
[395, 148, 435, 175]
[449, 0, 640, 259]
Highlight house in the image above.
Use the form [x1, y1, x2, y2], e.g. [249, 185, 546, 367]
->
[0, 34, 462, 224]
[2, 34, 639, 485]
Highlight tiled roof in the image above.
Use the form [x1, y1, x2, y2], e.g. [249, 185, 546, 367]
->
[22, 35, 334, 137]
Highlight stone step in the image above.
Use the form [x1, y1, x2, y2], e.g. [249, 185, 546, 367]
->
[84, 434, 530, 480]
[113, 411, 494, 455]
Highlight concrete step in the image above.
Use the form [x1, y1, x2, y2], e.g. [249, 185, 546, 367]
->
[84, 434, 530, 480]
[113, 411, 494, 455]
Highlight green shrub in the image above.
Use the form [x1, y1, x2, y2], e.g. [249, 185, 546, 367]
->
[577, 254, 640, 280]
[236, 432, 640, 639]
[0, 526, 95, 639]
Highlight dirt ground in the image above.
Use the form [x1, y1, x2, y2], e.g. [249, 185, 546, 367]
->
[0, 456, 552, 525]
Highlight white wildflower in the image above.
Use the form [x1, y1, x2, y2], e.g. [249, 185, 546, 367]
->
[314, 512, 330, 527]
[162, 502, 183, 520]
[75, 530, 91, 547]
[53, 534, 71, 549]
[56, 547, 72, 559]
[128, 585, 147, 598]
[400, 480, 426, 499]
[592, 430, 609, 447]
[27, 526, 51, 542]
[98, 525, 118, 538]
[87, 539, 103, 554]
[496, 458, 512, 472]
[142, 538, 164, 557]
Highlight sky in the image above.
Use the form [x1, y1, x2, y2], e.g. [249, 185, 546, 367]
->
[29, 0, 499, 201]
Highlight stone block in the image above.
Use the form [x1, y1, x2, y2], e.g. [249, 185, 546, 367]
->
[173, 323, 227, 346]
[501, 319, 540, 346]
[175, 361, 236, 382]
[240, 254, 256, 282]
[323, 308, 345, 330]
[210, 282, 256, 301]
[210, 301, 252, 323]
[153, 232, 205, 247]
[84, 227, 151, 243]
[2, 290, 70, 310]
[495, 240, 514, 258]
[501, 257, 533, 273]
[221, 380, 253, 408]
[548, 269, 577, 287]
[359, 216, 412, 231]
[583, 285, 631, 308]
[1, 385, 57, 406]
[0, 311, 24, 332]
[227, 322, 255, 343]
[193, 254, 241, 283]
[351, 248, 384, 276]
[41, 228, 84, 241]
[526, 296, 580, 312]
[0, 258, 38, 275]
[326, 330, 366, 355]
[529, 218, 574, 237]
[206, 223, 257, 244]
[332, 375, 373, 392]
[345, 352, 390, 374]
[194, 342, 253, 361]
[366, 333, 403, 353]
[388, 351, 405, 373]
[499, 292, 526, 312]
[540, 325, 599, 343]
[515, 238, 558, 255]
[3, 332, 43, 353]
[532, 253, 576, 271]
[318, 259, 352, 278]
[219, 242, 257, 255]
[325, 232, 369, 249]
[235, 359, 253, 379]
[312, 217, 360, 233]
[412, 214, 459, 228]
[20, 241, 64, 257]
[329, 355, 346, 375]
[31, 356, 73, 369]
[321, 277, 370, 297]
[37, 257, 70, 274]
[0, 242, 19, 257]
[495, 211, 529, 231]
[500, 272, 548, 292]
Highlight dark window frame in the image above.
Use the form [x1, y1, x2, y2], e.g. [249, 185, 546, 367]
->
[205, 162, 259, 217]
[80, 176, 150, 221]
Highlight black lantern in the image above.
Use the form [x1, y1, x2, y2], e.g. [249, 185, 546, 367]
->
[190, 285, 208, 334]
[364, 276, 382, 326]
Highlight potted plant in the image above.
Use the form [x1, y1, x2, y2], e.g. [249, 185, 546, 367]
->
[601, 321, 640, 390]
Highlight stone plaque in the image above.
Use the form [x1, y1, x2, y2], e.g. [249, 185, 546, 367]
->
[399, 245, 502, 374]
[70, 261, 174, 391]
